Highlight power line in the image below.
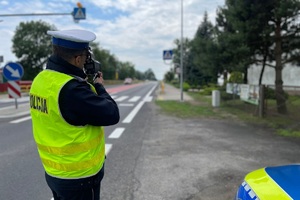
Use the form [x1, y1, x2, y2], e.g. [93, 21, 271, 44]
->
[0, 13, 71, 17]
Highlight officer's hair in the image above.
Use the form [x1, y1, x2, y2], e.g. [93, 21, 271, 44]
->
[52, 45, 86, 62]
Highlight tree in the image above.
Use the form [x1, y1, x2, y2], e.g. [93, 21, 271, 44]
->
[135, 70, 145, 80]
[270, 0, 300, 114]
[12, 20, 56, 80]
[217, 0, 300, 114]
[90, 43, 118, 80]
[164, 71, 174, 82]
[144, 68, 157, 80]
[215, 4, 252, 83]
[191, 12, 219, 84]
[172, 38, 190, 84]
[217, 0, 275, 85]
[118, 61, 135, 80]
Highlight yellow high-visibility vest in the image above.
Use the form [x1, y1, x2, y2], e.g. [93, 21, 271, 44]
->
[30, 69, 105, 179]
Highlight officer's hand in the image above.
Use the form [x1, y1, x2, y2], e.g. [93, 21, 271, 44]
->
[94, 72, 104, 85]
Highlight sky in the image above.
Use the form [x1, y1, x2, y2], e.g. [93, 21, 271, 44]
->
[0, 0, 225, 80]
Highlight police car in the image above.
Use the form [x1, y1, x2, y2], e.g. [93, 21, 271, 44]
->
[235, 164, 300, 200]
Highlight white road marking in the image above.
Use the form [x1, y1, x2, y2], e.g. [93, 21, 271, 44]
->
[122, 84, 156, 124]
[118, 103, 134, 107]
[122, 101, 145, 123]
[109, 127, 125, 139]
[0, 105, 17, 111]
[115, 96, 128, 102]
[143, 85, 157, 101]
[0, 111, 30, 119]
[144, 96, 153, 102]
[0, 97, 29, 103]
[128, 96, 141, 102]
[10, 116, 32, 123]
[105, 144, 112, 155]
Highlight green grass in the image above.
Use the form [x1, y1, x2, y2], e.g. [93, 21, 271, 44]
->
[156, 91, 300, 137]
[155, 100, 217, 118]
[277, 129, 300, 137]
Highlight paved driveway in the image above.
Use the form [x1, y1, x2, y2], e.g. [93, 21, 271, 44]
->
[132, 103, 300, 200]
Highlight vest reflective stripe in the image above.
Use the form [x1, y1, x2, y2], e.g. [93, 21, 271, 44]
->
[245, 168, 291, 199]
[41, 145, 105, 172]
[36, 133, 103, 155]
[30, 70, 105, 178]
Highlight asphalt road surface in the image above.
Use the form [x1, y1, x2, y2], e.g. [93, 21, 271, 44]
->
[104, 101, 300, 200]
[1, 81, 300, 200]
[123, 103, 300, 200]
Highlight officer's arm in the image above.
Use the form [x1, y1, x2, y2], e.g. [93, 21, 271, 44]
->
[59, 79, 120, 126]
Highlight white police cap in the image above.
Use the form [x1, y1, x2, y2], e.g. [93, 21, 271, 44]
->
[47, 29, 96, 50]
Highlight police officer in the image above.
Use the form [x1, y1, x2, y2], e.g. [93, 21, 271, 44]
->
[30, 29, 120, 200]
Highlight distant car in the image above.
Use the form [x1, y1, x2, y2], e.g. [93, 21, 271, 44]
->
[124, 78, 132, 84]
[235, 164, 300, 200]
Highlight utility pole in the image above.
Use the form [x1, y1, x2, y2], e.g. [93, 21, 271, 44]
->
[180, 0, 184, 102]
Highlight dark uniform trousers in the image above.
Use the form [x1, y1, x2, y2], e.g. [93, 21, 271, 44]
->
[45, 166, 104, 200]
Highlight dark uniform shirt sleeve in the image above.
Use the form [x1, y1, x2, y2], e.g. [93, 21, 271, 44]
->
[59, 79, 120, 126]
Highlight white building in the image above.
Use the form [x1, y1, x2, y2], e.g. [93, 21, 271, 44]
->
[247, 63, 300, 87]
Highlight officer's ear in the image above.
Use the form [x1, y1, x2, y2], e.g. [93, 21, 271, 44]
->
[74, 55, 81, 65]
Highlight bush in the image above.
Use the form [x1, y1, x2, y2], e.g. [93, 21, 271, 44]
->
[221, 90, 234, 101]
[171, 79, 179, 88]
[200, 85, 220, 95]
[265, 87, 289, 100]
[229, 71, 243, 83]
[183, 82, 191, 91]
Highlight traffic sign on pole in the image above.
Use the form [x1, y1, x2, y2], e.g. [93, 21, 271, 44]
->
[3, 62, 24, 81]
[8, 81, 21, 99]
[163, 50, 173, 60]
[73, 7, 86, 20]
[7, 80, 21, 109]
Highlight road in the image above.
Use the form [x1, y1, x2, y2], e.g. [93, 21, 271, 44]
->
[0, 81, 158, 200]
[1, 80, 300, 200]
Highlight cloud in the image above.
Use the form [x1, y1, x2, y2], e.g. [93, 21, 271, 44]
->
[89, 0, 225, 79]
[0, 0, 225, 80]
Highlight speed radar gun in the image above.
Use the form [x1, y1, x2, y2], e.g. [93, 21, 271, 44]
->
[84, 47, 101, 82]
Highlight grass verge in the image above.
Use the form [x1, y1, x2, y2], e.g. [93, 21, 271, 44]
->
[155, 91, 300, 137]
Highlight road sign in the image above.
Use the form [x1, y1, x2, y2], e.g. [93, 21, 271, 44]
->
[163, 50, 173, 60]
[3, 62, 24, 81]
[73, 7, 86, 20]
[8, 81, 21, 99]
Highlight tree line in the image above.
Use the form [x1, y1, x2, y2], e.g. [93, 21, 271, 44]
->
[11, 20, 157, 82]
[165, 0, 300, 114]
